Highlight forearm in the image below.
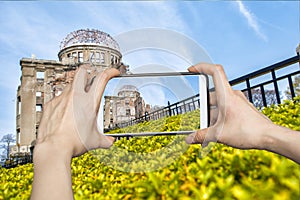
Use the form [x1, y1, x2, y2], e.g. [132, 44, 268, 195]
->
[263, 124, 300, 164]
[31, 140, 74, 200]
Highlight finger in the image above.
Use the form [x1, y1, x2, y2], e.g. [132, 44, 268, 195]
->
[210, 106, 218, 125]
[209, 91, 217, 106]
[234, 90, 273, 122]
[72, 67, 87, 92]
[88, 134, 115, 150]
[98, 135, 115, 149]
[89, 68, 120, 110]
[234, 90, 248, 101]
[188, 63, 232, 96]
[185, 128, 209, 144]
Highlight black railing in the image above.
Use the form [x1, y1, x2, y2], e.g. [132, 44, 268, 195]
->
[111, 55, 300, 130]
[2, 155, 33, 169]
[8, 55, 300, 167]
[115, 94, 200, 128]
[229, 55, 300, 107]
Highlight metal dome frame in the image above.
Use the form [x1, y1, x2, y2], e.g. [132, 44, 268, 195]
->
[60, 29, 120, 51]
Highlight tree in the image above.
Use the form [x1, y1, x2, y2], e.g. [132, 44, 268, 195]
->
[243, 88, 278, 109]
[285, 75, 300, 99]
[0, 134, 16, 159]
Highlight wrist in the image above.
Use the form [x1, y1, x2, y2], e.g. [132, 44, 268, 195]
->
[31, 135, 74, 200]
[34, 135, 73, 163]
[261, 124, 292, 151]
[257, 123, 279, 150]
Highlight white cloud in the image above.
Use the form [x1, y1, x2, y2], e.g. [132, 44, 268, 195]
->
[71, 1, 188, 35]
[140, 85, 167, 106]
[0, 4, 62, 59]
[235, 1, 267, 41]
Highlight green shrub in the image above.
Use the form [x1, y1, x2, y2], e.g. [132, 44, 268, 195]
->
[1, 97, 299, 199]
[262, 96, 300, 131]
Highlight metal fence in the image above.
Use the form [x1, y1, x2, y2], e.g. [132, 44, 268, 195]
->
[7, 55, 300, 168]
[230, 55, 300, 107]
[115, 94, 200, 128]
[112, 55, 300, 129]
[2, 154, 32, 169]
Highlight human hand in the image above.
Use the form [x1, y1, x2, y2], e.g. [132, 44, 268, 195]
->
[185, 63, 275, 150]
[36, 64, 120, 157]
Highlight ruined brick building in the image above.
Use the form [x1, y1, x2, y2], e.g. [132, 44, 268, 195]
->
[104, 85, 150, 130]
[13, 29, 147, 154]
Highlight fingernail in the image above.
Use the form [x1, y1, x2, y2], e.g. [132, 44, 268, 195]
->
[202, 142, 208, 148]
[108, 136, 115, 144]
[185, 133, 195, 144]
[187, 66, 194, 71]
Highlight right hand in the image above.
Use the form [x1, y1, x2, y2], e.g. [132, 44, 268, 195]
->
[185, 63, 274, 150]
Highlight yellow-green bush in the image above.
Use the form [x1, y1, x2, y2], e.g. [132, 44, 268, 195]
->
[1, 97, 299, 199]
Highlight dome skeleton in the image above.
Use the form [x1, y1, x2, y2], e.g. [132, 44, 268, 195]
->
[60, 29, 120, 51]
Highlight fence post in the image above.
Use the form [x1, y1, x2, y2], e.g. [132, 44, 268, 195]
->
[260, 85, 267, 107]
[192, 97, 196, 111]
[246, 78, 253, 103]
[175, 103, 178, 114]
[296, 44, 300, 69]
[168, 101, 172, 116]
[182, 101, 186, 113]
[271, 69, 281, 104]
[288, 75, 295, 98]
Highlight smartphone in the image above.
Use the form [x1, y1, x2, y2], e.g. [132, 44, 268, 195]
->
[99, 72, 209, 138]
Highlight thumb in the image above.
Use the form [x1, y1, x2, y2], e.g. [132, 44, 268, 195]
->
[89, 134, 115, 150]
[91, 68, 120, 111]
[100, 135, 115, 149]
[185, 128, 210, 147]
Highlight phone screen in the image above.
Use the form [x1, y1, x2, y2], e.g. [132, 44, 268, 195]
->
[99, 72, 208, 136]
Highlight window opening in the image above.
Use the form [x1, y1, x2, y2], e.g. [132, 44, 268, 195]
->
[101, 52, 105, 64]
[36, 104, 43, 112]
[90, 52, 95, 62]
[36, 91, 42, 97]
[36, 72, 44, 80]
[72, 52, 77, 59]
[17, 97, 21, 115]
[111, 55, 114, 64]
[78, 52, 83, 62]
[17, 130, 20, 145]
[95, 52, 100, 63]
[126, 109, 130, 116]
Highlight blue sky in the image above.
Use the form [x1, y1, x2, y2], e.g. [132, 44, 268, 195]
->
[104, 74, 200, 106]
[0, 1, 299, 140]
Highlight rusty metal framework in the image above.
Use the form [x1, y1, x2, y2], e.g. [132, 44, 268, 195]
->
[60, 29, 120, 51]
[119, 85, 139, 92]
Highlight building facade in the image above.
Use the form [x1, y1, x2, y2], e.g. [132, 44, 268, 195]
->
[14, 29, 123, 154]
[103, 85, 150, 130]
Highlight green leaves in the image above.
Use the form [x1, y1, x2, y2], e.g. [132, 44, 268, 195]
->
[1, 97, 300, 199]
[262, 96, 300, 131]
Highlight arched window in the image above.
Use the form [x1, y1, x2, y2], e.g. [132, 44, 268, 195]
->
[100, 52, 105, 64]
[95, 52, 100, 63]
[111, 55, 114, 64]
[78, 52, 83, 62]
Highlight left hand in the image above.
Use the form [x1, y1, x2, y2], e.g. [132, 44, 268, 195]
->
[36, 64, 120, 157]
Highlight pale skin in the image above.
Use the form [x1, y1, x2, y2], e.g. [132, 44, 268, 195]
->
[185, 63, 300, 164]
[31, 63, 300, 200]
[31, 65, 120, 200]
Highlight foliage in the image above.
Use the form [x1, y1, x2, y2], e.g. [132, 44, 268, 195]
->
[0, 134, 16, 159]
[262, 96, 300, 131]
[108, 109, 200, 134]
[0, 163, 33, 199]
[244, 88, 278, 109]
[0, 97, 299, 199]
[285, 75, 300, 100]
